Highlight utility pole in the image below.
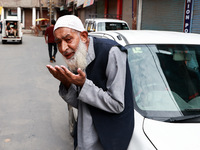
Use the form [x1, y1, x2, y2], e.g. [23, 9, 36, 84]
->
[39, 0, 43, 18]
[47, 0, 54, 23]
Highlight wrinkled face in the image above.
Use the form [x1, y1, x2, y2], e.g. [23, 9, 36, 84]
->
[54, 27, 81, 59]
[54, 27, 89, 72]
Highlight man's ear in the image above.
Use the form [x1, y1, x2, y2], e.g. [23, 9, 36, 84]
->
[80, 31, 88, 43]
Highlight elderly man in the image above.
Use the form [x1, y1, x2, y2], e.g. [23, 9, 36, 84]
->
[46, 15, 134, 150]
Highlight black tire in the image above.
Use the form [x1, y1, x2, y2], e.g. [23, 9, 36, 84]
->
[19, 38, 22, 44]
[2, 40, 7, 44]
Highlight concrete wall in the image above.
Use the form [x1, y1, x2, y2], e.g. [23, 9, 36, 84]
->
[96, 0, 105, 18]
[0, 0, 63, 8]
[78, 8, 86, 24]
[122, 0, 133, 29]
[1, 0, 39, 7]
[75, 0, 134, 28]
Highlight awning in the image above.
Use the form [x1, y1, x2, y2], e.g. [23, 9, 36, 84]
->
[67, 0, 94, 8]
[77, 0, 84, 7]
[83, 0, 94, 8]
[36, 18, 49, 21]
[66, 0, 74, 5]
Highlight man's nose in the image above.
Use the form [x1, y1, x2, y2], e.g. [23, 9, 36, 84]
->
[60, 41, 69, 53]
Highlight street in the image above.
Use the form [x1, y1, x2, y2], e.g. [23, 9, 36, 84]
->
[0, 34, 73, 150]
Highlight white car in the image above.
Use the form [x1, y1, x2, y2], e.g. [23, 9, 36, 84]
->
[70, 30, 200, 150]
[84, 18, 130, 32]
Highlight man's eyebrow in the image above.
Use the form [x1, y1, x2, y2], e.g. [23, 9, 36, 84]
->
[62, 34, 71, 39]
[55, 34, 71, 42]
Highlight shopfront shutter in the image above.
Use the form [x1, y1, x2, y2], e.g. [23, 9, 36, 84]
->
[191, 0, 200, 33]
[85, 2, 97, 19]
[141, 0, 185, 32]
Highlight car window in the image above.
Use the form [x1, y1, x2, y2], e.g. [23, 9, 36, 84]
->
[84, 21, 88, 29]
[93, 22, 96, 31]
[105, 22, 129, 30]
[156, 45, 200, 103]
[96, 22, 129, 31]
[97, 22, 105, 31]
[126, 44, 200, 120]
[87, 21, 96, 32]
[87, 21, 92, 32]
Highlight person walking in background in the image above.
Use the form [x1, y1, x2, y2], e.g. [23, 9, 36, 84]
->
[45, 19, 57, 63]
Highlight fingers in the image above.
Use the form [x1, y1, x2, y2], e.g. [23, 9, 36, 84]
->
[55, 65, 64, 73]
[46, 65, 60, 80]
[54, 65, 69, 79]
[46, 65, 86, 87]
[47, 65, 68, 77]
[60, 66, 86, 79]
[46, 64, 53, 69]
[46, 65, 62, 76]
[60, 65, 74, 77]
[46, 65, 56, 74]
[77, 68, 86, 77]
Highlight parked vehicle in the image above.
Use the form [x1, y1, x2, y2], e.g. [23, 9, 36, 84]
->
[84, 18, 130, 32]
[0, 21, 2, 33]
[1, 19, 23, 44]
[69, 30, 200, 149]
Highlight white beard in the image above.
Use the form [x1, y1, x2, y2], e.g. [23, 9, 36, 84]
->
[63, 39, 88, 73]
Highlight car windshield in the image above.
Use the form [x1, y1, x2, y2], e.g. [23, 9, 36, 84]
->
[126, 44, 200, 121]
[97, 22, 129, 31]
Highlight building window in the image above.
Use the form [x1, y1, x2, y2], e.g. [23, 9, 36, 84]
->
[8, 9, 17, 16]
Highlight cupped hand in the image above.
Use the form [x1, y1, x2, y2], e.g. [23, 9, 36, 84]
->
[46, 65, 86, 88]
[60, 65, 86, 87]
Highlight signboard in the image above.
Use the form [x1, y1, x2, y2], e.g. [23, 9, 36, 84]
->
[0, 6, 2, 15]
[83, 0, 94, 8]
[77, 0, 84, 7]
[66, 0, 74, 5]
[184, 0, 193, 33]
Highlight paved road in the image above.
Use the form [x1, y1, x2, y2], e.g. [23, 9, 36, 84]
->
[0, 34, 73, 150]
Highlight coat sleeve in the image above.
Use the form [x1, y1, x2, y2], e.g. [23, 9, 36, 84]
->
[59, 83, 79, 108]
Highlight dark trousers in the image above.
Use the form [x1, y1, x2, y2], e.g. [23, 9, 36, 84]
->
[48, 43, 57, 60]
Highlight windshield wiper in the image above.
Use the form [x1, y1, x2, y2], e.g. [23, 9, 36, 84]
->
[165, 114, 200, 122]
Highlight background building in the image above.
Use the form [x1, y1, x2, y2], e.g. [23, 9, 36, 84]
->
[0, 0, 65, 31]
[137, 0, 200, 34]
[1, 0, 200, 34]
[64, 0, 137, 30]
[65, 0, 200, 33]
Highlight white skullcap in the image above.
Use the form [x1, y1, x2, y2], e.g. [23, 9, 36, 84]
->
[54, 15, 85, 32]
